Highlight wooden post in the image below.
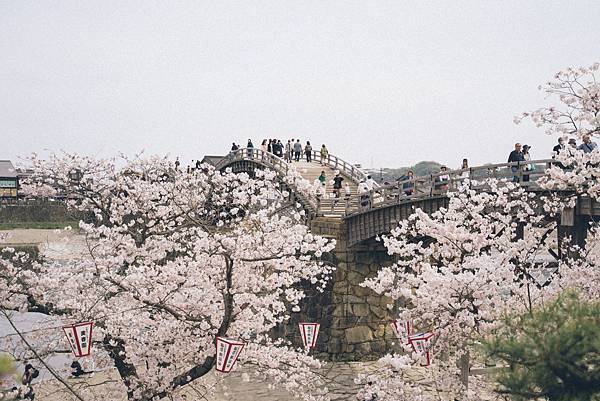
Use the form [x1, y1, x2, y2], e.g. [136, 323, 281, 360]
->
[458, 351, 470, 390]
[558, 207, 588, 259]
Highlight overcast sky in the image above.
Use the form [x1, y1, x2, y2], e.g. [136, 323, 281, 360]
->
[1, 1, 598, 169]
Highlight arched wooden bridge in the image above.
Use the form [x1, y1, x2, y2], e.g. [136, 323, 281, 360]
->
[212, 149, 597, 249]
[210, 148, 598, 360]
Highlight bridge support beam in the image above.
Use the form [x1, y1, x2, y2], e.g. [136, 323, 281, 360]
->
[557, 207, 588, 259]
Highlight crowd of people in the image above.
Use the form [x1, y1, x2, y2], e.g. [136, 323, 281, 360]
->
[171, 134, 598, 210]
[506, 134, 598, 182]
[229, 139, 330, 164]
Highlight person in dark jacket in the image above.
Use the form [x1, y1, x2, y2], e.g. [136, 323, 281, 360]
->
[578, 134, 598, 153]
[247, 139, 254, 159]
[332, 172, 344, 198]
[552, 137, 565, 157]
[508, 143, 525, 182]
[402, 170, 415, 196]
[21, 363, 39, 400]
[305, 141, 313, 162]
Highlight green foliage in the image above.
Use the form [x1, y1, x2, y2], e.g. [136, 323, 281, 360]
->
[0, 353, 16, 377]
[483, 291, 600, 401]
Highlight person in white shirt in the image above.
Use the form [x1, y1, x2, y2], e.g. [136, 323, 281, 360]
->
[459, 158, 469, 179]
[365, 175, 377, 190]
[358, 180, 371, 211]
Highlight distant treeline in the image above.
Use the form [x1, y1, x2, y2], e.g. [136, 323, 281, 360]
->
[366, 161, 443, 183]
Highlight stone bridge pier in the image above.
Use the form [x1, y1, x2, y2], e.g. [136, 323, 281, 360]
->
[275, 217, 400, 361]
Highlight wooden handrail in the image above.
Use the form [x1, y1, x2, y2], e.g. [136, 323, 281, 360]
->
[343, 159, 562, 217]
[309, 149, 369, 183]
[215, 152, 564, 218]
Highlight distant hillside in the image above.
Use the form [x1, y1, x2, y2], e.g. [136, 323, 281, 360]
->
[366, 161, 443, 183]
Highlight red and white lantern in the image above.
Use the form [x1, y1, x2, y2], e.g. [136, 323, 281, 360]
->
[215, 336, 245, 373]
[298, 323, 320, 349]
[408, 332, 434, 366]
[63, 322, 93, 358]
[391, 320, 412, 345]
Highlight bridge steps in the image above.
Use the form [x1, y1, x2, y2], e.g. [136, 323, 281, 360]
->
[293, 161, 360, 217]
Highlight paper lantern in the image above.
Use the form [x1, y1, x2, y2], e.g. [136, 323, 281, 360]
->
[63, 322, 93, 358]
[298, 323, 320, 349]
[391, 320, 412, 345]
[408, 332, 434, 366]
[215, 336, 245, 373]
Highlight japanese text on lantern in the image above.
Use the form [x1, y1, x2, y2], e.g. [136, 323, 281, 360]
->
[299, 323, 320, 349]
[63, 322, 94, 358]
[215, 337, 246, 373]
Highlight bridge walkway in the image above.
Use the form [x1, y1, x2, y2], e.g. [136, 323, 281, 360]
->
[293, 160, 359, 218]
[215, 148, 367, 218]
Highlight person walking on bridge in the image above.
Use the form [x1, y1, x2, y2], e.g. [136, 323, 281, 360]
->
[305, 141, 313, 162]
[320, 144, 329, 165]
[260, 139, 268, 161]
[294, 139, 302, 162]
[284, 139, 292, 163]
[275, 140, 284, 158]
[358, 179, 370, 211]
[508, 143, 525, 182]
[332, 171, 344, 210]
[578, 134, 598, 153]
[365, 175, 377, 190]
[459, 158, 470, 179]
[522, 145, 534, 182]
[247, 139, 254, 159]
[332, 171, 344, 197]
[318, 170, 326, 187]
[552, 137, 566, 157]
[402, 170, 415, 196]
[230, 143, 239, 158]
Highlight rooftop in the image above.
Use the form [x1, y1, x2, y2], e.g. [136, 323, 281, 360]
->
[0, 160, 17, 178]
[200, 155, 224, 167]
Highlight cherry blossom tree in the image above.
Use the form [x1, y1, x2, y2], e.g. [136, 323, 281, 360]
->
[2, 153, 336, 401]
[516, 62, 599, 139]
[355, 62, 600, 400]
[517, 62, 600, 199]
[356, 181, 599, 400]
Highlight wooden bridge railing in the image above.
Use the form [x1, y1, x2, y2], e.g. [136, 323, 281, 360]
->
[214, 148, 372, 216]
[214, 151, 564, 219]
[308, 150, 371, 184]
[214, 148, 320, 214]
[338, 159, 559, 217]
[215, 148, 368, 184]
[215, 148, 292, 175]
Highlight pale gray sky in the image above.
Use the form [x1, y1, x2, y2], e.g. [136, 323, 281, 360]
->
[1, 1, 598, 169]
